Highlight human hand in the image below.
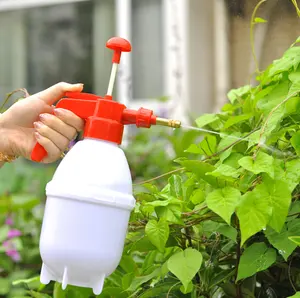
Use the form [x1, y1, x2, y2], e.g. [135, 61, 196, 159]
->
[0, 82, 85, 163]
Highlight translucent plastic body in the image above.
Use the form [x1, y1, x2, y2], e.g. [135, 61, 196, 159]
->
[39, 139, 135, 295]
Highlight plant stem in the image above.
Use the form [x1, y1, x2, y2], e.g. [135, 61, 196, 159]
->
[291, 0, 300, 17]
[133, 167, 184, 186]
[185, 227, 193, 248]
[235, 216, 242, 298]
[250, 0, 267, 74]
[0, 88, 29, 112]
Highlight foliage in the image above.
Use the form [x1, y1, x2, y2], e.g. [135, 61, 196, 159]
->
[94, 36, 300, 297]
[3, 35, 300, 298]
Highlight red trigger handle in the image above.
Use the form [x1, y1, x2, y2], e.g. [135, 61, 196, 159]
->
[30, 92, 99, 162]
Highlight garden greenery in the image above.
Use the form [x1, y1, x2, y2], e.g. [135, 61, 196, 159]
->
[1, 2, 300, 297]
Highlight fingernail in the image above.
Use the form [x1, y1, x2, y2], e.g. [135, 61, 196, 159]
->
[75, 83, 84, 88]
[33, 121, 42, 129]
[54, 108, 64, 116]
[34, 132, 40, 139]
[39, 114, 49, 121]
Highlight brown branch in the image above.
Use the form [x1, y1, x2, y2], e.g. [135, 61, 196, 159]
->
[134, 129, 258, 186]
[235, 216, 242, 298]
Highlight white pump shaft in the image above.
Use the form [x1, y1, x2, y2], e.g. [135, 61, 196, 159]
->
[107, 63, 119, 96]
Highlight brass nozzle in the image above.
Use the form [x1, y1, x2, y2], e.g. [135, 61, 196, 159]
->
[156, 117, 181, 128]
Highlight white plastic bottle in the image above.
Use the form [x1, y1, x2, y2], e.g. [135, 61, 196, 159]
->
[39, 138, 135, 295]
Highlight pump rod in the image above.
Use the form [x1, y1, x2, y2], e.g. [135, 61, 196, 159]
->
[107, 63, 118, 96]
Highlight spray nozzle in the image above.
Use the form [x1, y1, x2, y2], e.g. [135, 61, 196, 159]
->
[31, 37, 181, 162]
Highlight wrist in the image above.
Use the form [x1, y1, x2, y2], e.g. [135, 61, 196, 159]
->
[0, 114, 18, 163]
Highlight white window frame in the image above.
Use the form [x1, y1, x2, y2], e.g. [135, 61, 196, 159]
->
[0, 0, 89, 11]
[115, 0, 188, 123]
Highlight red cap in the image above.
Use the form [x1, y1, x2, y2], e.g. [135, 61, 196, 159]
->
[106, 37, 131, 64]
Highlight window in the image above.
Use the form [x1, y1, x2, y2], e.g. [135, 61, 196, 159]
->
[0, 0, 115, 105]
[131, 0, 164, 100]
[26, 2, 93, 94]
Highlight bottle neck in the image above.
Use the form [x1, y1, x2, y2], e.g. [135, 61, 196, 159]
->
[83, 137, 119, 147]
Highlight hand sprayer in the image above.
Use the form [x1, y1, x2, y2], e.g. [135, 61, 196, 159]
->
[30, 37, 181, 295]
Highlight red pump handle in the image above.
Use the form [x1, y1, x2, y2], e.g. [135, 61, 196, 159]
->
[31, 37, 149, 163]
[30, 92, 157, 162]
[30, 93, 99, 162]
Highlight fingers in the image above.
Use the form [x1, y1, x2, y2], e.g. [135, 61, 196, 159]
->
[34, 132, 61, 163]
[32, 109, 84, 163]
[35, 82, 84, 105]
[53, 108, 84, 132]
[38, 109, 84, 140]
[33, 122, 70, 152]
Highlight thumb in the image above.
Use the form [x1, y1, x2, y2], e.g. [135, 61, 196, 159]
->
[35, 82, 84, 105]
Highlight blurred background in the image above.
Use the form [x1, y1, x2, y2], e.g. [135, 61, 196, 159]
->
[0, 0, 299, 297]
[0, 0, 299, 121]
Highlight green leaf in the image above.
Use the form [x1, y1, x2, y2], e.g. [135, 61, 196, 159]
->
[10, 194, 40, 211]
[289, 80, 300, 97]
[254, 17, 267, 23]
[259, 179, 291, 232]
[291, 131, 300, 155]
[206, 187, 241, 225]
[156, 204, 183, 225]
[189, 189, 205, 205]
[265, 219, 300, 260]
[138, 282, 181, 298]
[207, 164, 240, 179]
[275, 159, 300, 192]
[169, 175, 183, 198]
[238, 152, 274, 178]
[288, 292, 300, 298]
[289, 236, 300, 246]
[227, 85, 251, 104]
[269, 46, 300, 77]
[257, 80, 290, 115]
[199, 135, 217, 155]
[236, 187, 272, 245]
[217, 134, 241, 161]
[223, 114, 252, 129]
[167, 248, 203, 292]
[180, 281, 193, 294]
[145, 219, 169, 252]
[127, 268, 160, 292]
[195, 114, 218, 128]
[288, 71, 300, 83]
[98, 287, 127, 298]
[185, 136, 217, 156]
[53, 282, 66, 298]
[0, 278, 10, 295]
[27, 290, 52, 298]
[237, 242, 276, 281]
[287, 201, 300, 221]
[180, 160, 226, 187]
[201, 220, 237, 241]
[122, 272, 135, 290]
[185, 144, 203, 154]
[119, 255, 137, 273]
